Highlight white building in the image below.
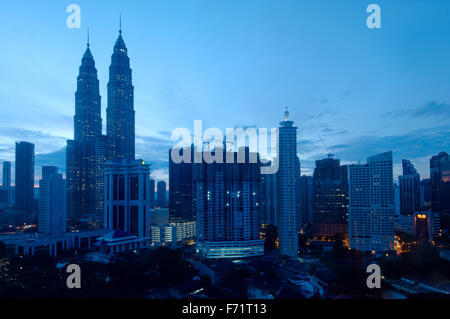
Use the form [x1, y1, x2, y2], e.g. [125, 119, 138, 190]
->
[151, 224, 178, 246]
[39, 166, 66, 235]
[103, 159, 151, 250]
[276, 108, 299, 257]
[348, 151, 395, 253]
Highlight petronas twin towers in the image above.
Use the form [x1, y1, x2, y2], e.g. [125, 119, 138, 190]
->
[67, 27, 135, 230]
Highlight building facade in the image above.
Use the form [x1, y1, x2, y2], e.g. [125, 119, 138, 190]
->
[194, 148, 264, 258]
[348, 151, 395, 253]
[299, 175, 313, 225]
[430, 152, 450, 214]
[156, 181, 167, 208]
[104, 159, 151, 240]
[312, 156, 348, 239]
[169, 146, 194, 223]
[399, 159, 421, 215]
[39, 166, 66, 235]
[2, 161, 11, 189]
[66, 41, 103, 230]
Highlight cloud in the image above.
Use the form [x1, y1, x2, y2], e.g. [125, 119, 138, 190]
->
[308, 110, 339, 120]
[383, 101, 450, 120]
[341, 91, 351, 100]
[411, 101, 450, 119]
[0, 127, 66, 156]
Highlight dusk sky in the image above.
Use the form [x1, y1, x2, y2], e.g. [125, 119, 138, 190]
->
[1, 0, 450, 185]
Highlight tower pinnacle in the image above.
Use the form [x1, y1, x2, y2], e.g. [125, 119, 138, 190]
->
[284, 107, 290, 121]
[119, 13, 122, 34]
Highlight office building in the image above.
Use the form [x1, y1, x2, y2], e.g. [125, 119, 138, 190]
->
[104, 159, 151, 241]
[430, 152, 450, 214]
[399, 160, 421, 215]
[312, 156, 348, 239]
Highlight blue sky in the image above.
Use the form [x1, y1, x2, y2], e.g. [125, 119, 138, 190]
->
[0, 0, 450, 185]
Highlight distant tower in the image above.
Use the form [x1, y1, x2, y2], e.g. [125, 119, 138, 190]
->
[67, 38, 103, 229]
[156, 181, 167, 208]
[430, 152, 450, 214]
[2, 161, 11, 189]
[277, 108, 300, 257]
[399, 159, 421, 215]
[107, 23, 135, 160]
[15, 141, 35, 211]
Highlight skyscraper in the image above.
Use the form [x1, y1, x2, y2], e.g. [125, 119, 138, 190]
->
[156, 181, 167, 208]
[430, 152, 450, 214]
[194, 147, 264, 258]
[15, 141, 35, 211]
[2, 161, 11, 188]
[312, 156, 348, 239]
[348, 151, 395, 253]
[399, 159, 421, 215]
[276, 108, 299, 257]
[39, 166, 66, 235]
[169, 146, 194, 223]
[107, 27, 135, 160]
[67, 39, 103, 229]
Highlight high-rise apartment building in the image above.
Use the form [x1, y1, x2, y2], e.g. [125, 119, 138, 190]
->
[276, 108, 299, 257]
[348, 151, 395, 253]
[195, 147, 264, 258]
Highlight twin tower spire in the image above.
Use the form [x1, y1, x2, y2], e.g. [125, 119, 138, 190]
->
[67, 20, 135, 229]
[77, 19, 135, 161]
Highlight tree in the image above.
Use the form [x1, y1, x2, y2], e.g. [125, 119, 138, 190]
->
[0, 241, 5, 258]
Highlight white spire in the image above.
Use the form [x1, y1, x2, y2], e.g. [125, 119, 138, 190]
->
[284, 107, 290, 121]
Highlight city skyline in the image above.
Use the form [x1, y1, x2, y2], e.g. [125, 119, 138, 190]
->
[1, 0, 450, 185]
